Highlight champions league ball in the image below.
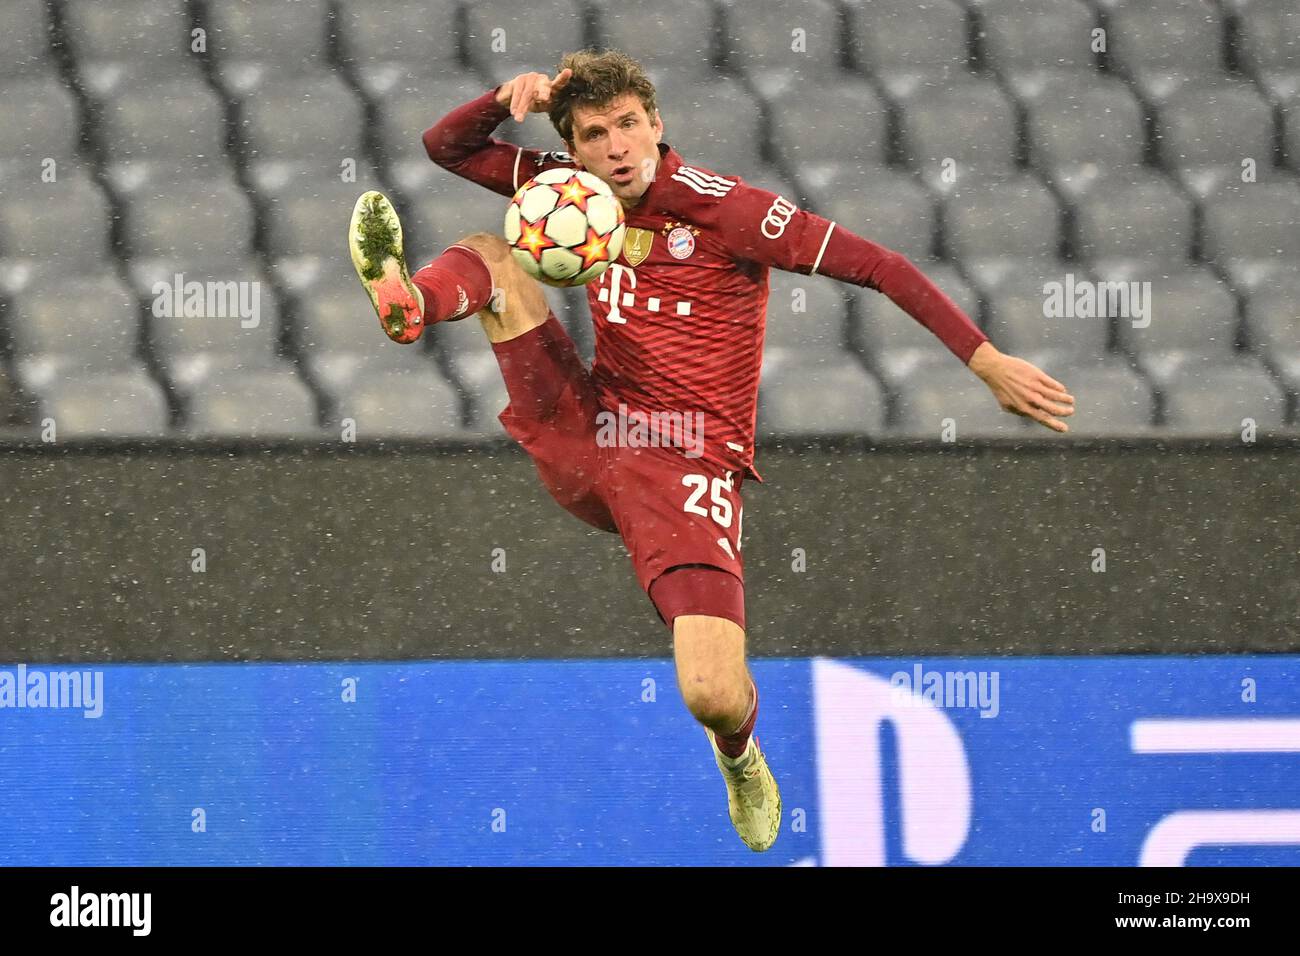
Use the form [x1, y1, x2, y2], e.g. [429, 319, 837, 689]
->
[504, 168, 626, 287]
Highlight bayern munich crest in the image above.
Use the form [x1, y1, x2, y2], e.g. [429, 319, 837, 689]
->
[666, 226, 696, 259]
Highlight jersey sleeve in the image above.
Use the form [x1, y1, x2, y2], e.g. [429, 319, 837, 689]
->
[422, 88, 579, 199]
[711, 180, 989, 365]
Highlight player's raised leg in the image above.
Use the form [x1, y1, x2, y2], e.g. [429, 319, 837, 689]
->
[673, 612, 781, 852]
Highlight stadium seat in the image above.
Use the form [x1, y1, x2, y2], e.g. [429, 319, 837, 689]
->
[61, 0, 201, 100]
[1070, 170, 1195, 276]
[942, 174, 1063, 296]
[890, 371, 1030, 437]
[853, 261, 981, 394]
[1104, 0, 1227, 105]
[1199, 180, 1300, 292]
[1244, 275, 1300, 422]
[977, 0, 1100, 103]
[763, 272, 853, 372]
[650, 77, 769, 180]
[981, 272, 1112, 371]
[183, 370, 322, 438]
[1160, 364, 1287, 435]
[0, 170, 113, 294]
[1113, 269, 1246, 387]
[1285, 89, 1300, 173]
[807, 169, 936, 264]
[897, 82, 1019, 193]
[767, 82, 889, 207]
[0, 77, 81, 176]
[1023, 75, 1147, 197]
[117, 178, 260, 297]
[95, 76, 236, 197]
[7, 275, 142, 390]
[334, 0, 465, 100]
[758, 360, 887, 437]
[0, 0, 57, 80]
[1153, 81, 1275, 197]
[718, 0, 847, 101]
[1234, 0, 1300, 103]
[589, 0, 721, 84]
[376, 77, 504, 194]
[844, 0, 971, 105]
[204, 0, 333, 98]
[35, 373, 170, 438]
[234, 75, 370, 199]
[463, 0, 587, 85]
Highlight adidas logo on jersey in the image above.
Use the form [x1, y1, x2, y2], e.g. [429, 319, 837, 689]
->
[671, 166, 736, 197]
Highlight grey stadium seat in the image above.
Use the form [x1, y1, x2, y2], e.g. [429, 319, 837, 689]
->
[1114, 269, 1246, 387]
[36, 374, 169, 438]
[235, 75, 368, 198]
[118, 179, 260, 297]
[1200, 180, 1300, 292]
[1235, 0, 1300, 103]
[1105, 0, 1228, 105]
[854, 261, 981, 393]
[1160, 365, 1287, 436]
[942, 174, 1063, 296]
[0, 0, 57, 80]
[1024, 76, 1147, 198]
[96, 76, 235, 196]
[184, 371, 322, 438]
[768, 82, 889, 207]
[897, 82, 1019, 193]
[844, 0, 971, 105]
[807, 169, 936, 264]
[763, 272, 853, 373]
[61, 0, 201, 100]
[262, 177, 391, 295]
[718, 0, 847, 101]
[205, 0, 333, 98]
[890, 372, 1030, 438]
[1244, 276, 1300, 420]
[463, 0, 587, 86]
[1044, 363, 1155, 436]
[335, 0, 464, 99]
[590, 0, 720, 84]
[982, 271, 1114, 372]
[146, 278, 287, 400]
[0, 170, 113, 294]
[0, 77, 80, 171]
[7, 275, 168, 438]
[1071, 170, 1195, 276]
[978, 0, 1099, 103]
[376, 77, 500, 193]
[294, 275, 463, 435]
[651, 77, 767, 181]
[1154, 82, 1275, 198]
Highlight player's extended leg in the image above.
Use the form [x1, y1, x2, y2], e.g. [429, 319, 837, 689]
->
[672, 610, 782, 852]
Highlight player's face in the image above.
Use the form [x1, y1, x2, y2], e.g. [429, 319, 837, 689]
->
[567, 94, 664, 209]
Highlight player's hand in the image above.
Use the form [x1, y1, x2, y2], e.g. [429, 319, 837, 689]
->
[496, 68, 574, 122]
[968, 342, 1075, 433]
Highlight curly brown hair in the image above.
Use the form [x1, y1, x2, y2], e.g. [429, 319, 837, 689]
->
[547, 49, 659, 147]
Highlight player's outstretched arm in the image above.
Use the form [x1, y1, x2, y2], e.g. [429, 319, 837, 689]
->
[967, 343, 1075, 433]
[422, 68, 576, 198]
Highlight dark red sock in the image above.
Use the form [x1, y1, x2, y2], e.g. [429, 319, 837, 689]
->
[715, 679, 758, 758]
[411, 244, 495, 324]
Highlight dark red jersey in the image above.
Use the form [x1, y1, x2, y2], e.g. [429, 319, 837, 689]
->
[424, 91, 988, 479]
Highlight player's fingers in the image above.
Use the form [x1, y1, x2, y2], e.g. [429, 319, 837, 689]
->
[512, 74, 537, 121]
[551, 67, 573, 90]
[1031, 395, 1075, 417]
[1025, 403, 1069, 432]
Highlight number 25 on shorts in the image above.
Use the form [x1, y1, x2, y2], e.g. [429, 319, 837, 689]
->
[680, 472, 744, 548]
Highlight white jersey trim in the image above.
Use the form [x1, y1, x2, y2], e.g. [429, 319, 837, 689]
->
[672, 166, 736, 197]
[811, 221, 836, 275]
[512, 146, 523, 191]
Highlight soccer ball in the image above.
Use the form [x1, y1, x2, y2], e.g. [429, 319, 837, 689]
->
[504, 168, 626, 287]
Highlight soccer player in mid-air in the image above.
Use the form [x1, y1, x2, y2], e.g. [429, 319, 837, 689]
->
[348, 49, 1074, 852]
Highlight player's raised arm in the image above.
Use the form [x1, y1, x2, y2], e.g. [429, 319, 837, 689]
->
[710, 180, 1075, 433]
[422, 68, 576, 198]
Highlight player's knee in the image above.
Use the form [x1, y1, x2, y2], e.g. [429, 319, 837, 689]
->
[679, 675, 750, 729]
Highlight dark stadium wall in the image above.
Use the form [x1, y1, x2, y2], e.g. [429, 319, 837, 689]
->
[1, 441, 1297, 662]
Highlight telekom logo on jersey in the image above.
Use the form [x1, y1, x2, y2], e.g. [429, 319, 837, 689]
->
[597, 264, 695, 324]
[807, 660, 1300, 866]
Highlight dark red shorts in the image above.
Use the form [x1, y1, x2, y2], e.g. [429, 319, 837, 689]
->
[492, 314, 747, 630]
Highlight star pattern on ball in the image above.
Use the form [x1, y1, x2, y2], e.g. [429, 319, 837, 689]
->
[518, 217, 558, 262]
[573, 226, 613, 271]
[549, 176, 600, 213]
